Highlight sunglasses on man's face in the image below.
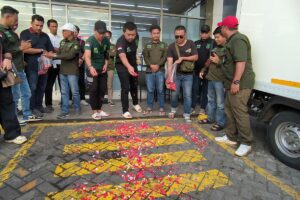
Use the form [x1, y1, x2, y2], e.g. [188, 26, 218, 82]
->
[175, 35, 184, 39]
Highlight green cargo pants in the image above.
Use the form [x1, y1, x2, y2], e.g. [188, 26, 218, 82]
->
[224, 89, 253, 145]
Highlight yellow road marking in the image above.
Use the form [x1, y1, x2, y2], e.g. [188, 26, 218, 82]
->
[46, 169, 231, 199]
[0, 127, 45, 188]
[30, 118, 169, 127]
[64, 136, 188, 154]
[55, 150, 206, 177]
[193, 124, 300, 200]
[69, 125, 174, 139]
[271, 78, 300, 88]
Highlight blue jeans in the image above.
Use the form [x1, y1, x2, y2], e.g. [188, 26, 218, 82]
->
[191, 72, 208, 109]
[26, 71, 48, 110]
[60, 74, 80, 114]
[11, 70, 32, 120]
[146, 71, 165, 109]
[171, 74, 193, 115]
[207, 80, 226, 126]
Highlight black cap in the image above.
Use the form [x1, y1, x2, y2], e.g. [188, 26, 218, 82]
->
[201, 24, 210, 33]
[94, 20, 107, 33]
[75, 25, 80, 32]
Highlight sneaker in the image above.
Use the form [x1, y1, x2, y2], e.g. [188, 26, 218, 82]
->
[57, 113, 69, 119]
[17, 108, 23, 116]
[133, 104, 142, 113]
[25, 115, 42, 122]
[39, 107, 52, 114]
[80, 100, 89, 106]
[98, 110, 110, 117]
[32, 109, 43, 118]
[235, 144, 252, 157]
[5, 135, 27, 144]
[215, 135, 237, 145]
[19, 119, 27, 126]
[183, 114, 192, 123]
[108, 101, 115, 107]
[46, 106, 54, 112]
[92, 113, 101, 120]
[122, 111, 133, 119]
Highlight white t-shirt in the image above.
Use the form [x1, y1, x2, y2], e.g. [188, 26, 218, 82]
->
[48, 33, 62, 68]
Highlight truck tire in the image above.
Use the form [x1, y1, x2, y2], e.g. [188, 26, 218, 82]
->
[268, 111, 300, 170]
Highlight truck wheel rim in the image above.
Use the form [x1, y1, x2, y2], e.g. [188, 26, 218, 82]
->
[275, 122, 300, 158]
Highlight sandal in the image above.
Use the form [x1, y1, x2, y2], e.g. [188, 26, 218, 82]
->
[211, 124, 223, 131]
[133, 104, 142, 113]
[122, 111, 133, 119]
[143, 109, 152, 115]
[168, 112, 175, 119]
[159, 108, 165, 116]
[198, 119, 213, 124]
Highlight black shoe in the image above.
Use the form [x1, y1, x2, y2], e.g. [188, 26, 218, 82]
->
[17, 109, 23, 116]
[39, 107, 52, 114]
[32, 109, 44, 118]
[45, 106, 54, 113]
[57, 113, 69, 119]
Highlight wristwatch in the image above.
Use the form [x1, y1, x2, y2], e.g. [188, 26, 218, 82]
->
[40, 49, 44, 53]
[233, 80, 240, 85]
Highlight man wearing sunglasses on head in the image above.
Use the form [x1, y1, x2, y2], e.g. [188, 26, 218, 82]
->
[166, 25, 198, 123]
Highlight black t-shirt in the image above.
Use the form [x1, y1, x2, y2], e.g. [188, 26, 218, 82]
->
[115, 35, 139, 72]
[20, 28, 53, 72]
[194, 38, 214, 72]
[167, 40, 198, 74]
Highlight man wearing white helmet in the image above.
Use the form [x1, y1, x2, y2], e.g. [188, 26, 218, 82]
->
[46, 23, 80, 119]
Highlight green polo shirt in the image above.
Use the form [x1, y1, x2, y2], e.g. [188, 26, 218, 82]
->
[222, 32, 255, 90]
[0, 24, 24, 71]
[85, 35, 110, 71]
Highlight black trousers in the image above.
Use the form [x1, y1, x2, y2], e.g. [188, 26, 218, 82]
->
[117, 70, 138, 113]
[78, 66, 86, 100]
[70, 65, 86, 100]
[45, 65, 60, 107]
[0, 84, 21, 140]
[89, 73, 107, 110]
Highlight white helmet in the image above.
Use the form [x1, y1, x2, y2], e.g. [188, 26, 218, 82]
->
[62, 23, 76, 32]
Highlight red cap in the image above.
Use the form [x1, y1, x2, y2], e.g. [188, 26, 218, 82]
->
[217, 16, 239, 28]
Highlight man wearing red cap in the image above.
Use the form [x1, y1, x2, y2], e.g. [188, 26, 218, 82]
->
[213, 16, 255, 157]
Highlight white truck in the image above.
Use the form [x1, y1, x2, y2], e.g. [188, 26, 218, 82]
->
[235, 0, 300, 169]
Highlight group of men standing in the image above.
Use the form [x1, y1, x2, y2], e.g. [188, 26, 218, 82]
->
[0, 5, 255, 156]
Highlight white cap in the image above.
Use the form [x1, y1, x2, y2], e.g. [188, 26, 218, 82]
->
[62, 23, 76, 32]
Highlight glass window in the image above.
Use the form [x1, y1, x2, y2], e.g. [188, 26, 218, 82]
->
[68, 7, 109, 40]
[52, 5, 66, 36]
[223, 0, 238, 17]
[186, 18, 205, 41]
[0, 0, 32, 34]
[111, 0, 162, 12]
[34, 3, 52, 34]
[162, 16, 186, 45]
[52, 0, 108, 7]
[111, 11, 160, 53]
